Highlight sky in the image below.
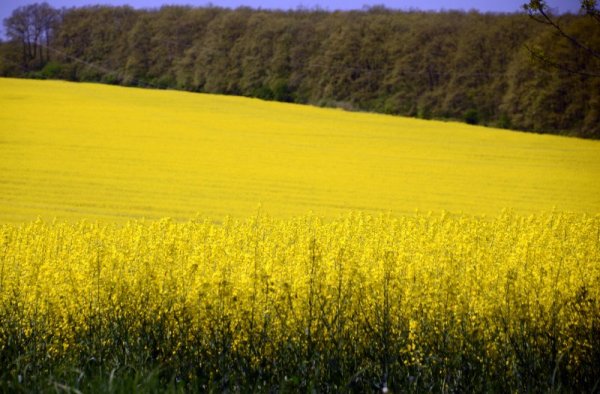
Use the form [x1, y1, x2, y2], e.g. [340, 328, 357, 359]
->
[0, 0, 581, 38]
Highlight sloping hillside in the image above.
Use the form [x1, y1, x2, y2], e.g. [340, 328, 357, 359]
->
[1, 78, 599, 222]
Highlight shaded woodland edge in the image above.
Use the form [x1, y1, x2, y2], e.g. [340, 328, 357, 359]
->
[1, 4, 599, 138]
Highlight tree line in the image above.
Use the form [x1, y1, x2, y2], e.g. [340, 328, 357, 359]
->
[1, 3, 599, 138]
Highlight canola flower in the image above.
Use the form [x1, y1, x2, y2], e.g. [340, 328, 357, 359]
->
[1, 77, 600, 392]
[1, 211, 598, 391]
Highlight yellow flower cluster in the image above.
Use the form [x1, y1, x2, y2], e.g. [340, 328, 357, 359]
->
[1, 211, 598, 390]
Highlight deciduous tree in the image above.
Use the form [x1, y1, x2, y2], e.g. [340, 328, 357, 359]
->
[3, 2, 59, 70]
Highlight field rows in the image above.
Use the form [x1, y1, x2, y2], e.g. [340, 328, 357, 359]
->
[1, 78, 599, 222]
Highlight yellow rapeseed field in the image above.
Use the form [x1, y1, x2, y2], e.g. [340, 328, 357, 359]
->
[1, 78, 599, 391]
[1, 77, 599, 222]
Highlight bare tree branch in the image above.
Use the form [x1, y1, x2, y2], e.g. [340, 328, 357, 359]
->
[524, 43, 600, 77]
[523, 0, 600, 78]
[524, 0, 600, 60]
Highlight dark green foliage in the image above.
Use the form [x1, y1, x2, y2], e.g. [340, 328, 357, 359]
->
[464, 109, 480, 125]
[1, 4, 599, 138]
[39, 61, 62, 78]
[1, 291, 598, 392]
[271, 78, 293, 102]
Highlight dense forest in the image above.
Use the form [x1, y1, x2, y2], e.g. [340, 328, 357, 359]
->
[1, 3, 599, 138]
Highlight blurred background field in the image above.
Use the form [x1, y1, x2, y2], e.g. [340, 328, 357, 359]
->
[1, 77, 599, 223]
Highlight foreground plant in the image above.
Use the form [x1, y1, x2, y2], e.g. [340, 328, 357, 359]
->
[0, 211, 599, 392]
